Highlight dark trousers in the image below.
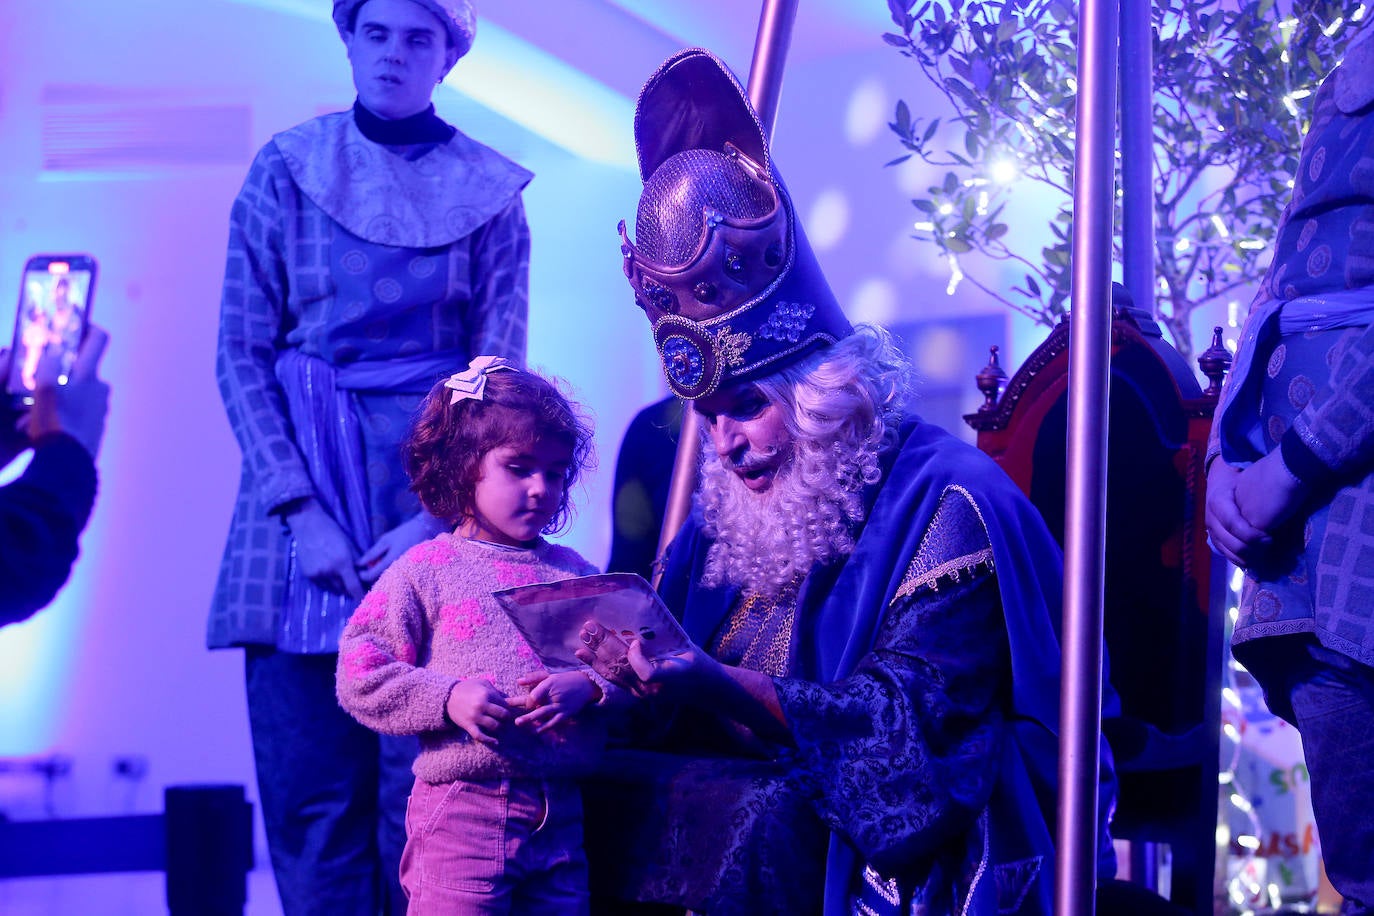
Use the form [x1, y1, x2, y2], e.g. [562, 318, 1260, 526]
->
[246, 647, 418, 916]
[1239, 635, 1374, 915]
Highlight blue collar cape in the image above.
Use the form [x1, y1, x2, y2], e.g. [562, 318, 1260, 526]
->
[659, 419, 1119, 913]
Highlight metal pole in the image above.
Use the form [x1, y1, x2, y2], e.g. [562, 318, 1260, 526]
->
[1056, 0, 1118, 910]
[1118, 3, 1162, 892]
[1120, 0, 1154, 314]
[746, 0, 800, 132]
[652, 411, 701, 589]
[651, 0, 801, 589]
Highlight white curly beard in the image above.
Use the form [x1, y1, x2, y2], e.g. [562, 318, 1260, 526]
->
[697, 437, 873, 600]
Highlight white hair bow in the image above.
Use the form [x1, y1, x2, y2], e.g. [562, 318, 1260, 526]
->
[444, 355, 516, 404]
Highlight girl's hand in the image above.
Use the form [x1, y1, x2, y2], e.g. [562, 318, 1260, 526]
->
[445, 679, 512, 746]
[513, 671, 598, 733]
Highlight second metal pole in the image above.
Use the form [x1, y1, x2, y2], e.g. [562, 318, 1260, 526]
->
[1056, 0, 1119, 908]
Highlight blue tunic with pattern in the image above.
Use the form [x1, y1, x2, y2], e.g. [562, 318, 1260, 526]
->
[1213, 44, 1374, 677]
[209, 110, 531, 650]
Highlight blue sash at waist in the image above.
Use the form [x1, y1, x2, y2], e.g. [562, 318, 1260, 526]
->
[271, 348, 463, 652]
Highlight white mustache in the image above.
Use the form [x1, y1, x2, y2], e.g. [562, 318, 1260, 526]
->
[724, 447, 782, 474]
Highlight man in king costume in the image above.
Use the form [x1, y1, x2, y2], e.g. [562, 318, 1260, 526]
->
[583, 49, 1117, 915]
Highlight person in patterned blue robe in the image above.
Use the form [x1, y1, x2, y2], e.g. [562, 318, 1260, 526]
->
[1207, 25, 1374, 913]
[207, 1, 529, 912]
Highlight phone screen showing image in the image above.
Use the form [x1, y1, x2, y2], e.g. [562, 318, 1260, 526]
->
[6, 255, 96, 406]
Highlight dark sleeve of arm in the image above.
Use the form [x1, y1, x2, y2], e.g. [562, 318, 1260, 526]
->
[466, 196, 530, 366]
[0, 434, 97, 627]
[773, 571, 1009, 874]
[1280, 321, 1374, 486]
[214, 146, 316, 514]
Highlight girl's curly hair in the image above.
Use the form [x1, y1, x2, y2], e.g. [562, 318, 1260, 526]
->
[403, 367, 595, 533]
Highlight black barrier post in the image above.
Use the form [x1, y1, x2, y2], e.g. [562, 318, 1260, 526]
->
[165, 784, 254, 916]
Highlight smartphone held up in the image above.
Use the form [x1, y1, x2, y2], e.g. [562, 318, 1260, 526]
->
[5, 254, 96, 408]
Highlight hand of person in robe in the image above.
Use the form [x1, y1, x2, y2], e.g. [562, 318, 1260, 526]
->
[283, 498, 364, 599]
[577, 620, 795, 741]
[358, 511, 448, 585]
[1205, 459, 1272, 568]
[1232, 448, 1309, 534]
[512, 670, 600, 733]
[575, 620, 721, 699]
[575, 620, 652, 695]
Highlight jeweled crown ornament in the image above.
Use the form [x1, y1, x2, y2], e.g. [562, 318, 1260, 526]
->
[618, 49, 852, 400]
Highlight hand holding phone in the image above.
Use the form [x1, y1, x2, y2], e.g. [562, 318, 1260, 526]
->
[24, 324, 110, 457]
[6, 254, 97, 409]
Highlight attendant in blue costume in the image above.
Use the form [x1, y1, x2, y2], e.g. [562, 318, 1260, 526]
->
[1207, 25, 1374, 915]
[207, 1, 530, 913]
[580, 50, 1116, 915]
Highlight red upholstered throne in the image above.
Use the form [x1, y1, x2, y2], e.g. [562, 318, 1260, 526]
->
[964, 296, 1233, 915]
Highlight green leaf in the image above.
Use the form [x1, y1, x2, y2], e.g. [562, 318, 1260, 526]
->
[878, 0, 1344, 359]
[945, 78, 981, 107]
[913, 198, 937, 212]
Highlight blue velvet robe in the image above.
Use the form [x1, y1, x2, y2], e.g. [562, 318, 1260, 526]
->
[600, 420, 1118, 914]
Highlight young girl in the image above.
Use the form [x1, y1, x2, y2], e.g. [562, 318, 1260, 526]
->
[335, 355, 607, 915]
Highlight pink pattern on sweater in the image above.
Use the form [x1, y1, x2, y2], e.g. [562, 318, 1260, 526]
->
[493, 559, 543, 588]
[340, 642, 391, 680]
[350, 590, 389, 630]
[411, 537, 458, 567]
[336, 535, 602, 784]
[439, 597, 486, 642]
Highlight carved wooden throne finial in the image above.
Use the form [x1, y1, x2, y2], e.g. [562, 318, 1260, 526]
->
[975, 344, 1009, 412]
[1196, 326, 1232, 400]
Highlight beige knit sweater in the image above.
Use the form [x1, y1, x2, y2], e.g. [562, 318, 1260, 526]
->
[336, 533, 605, 784]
